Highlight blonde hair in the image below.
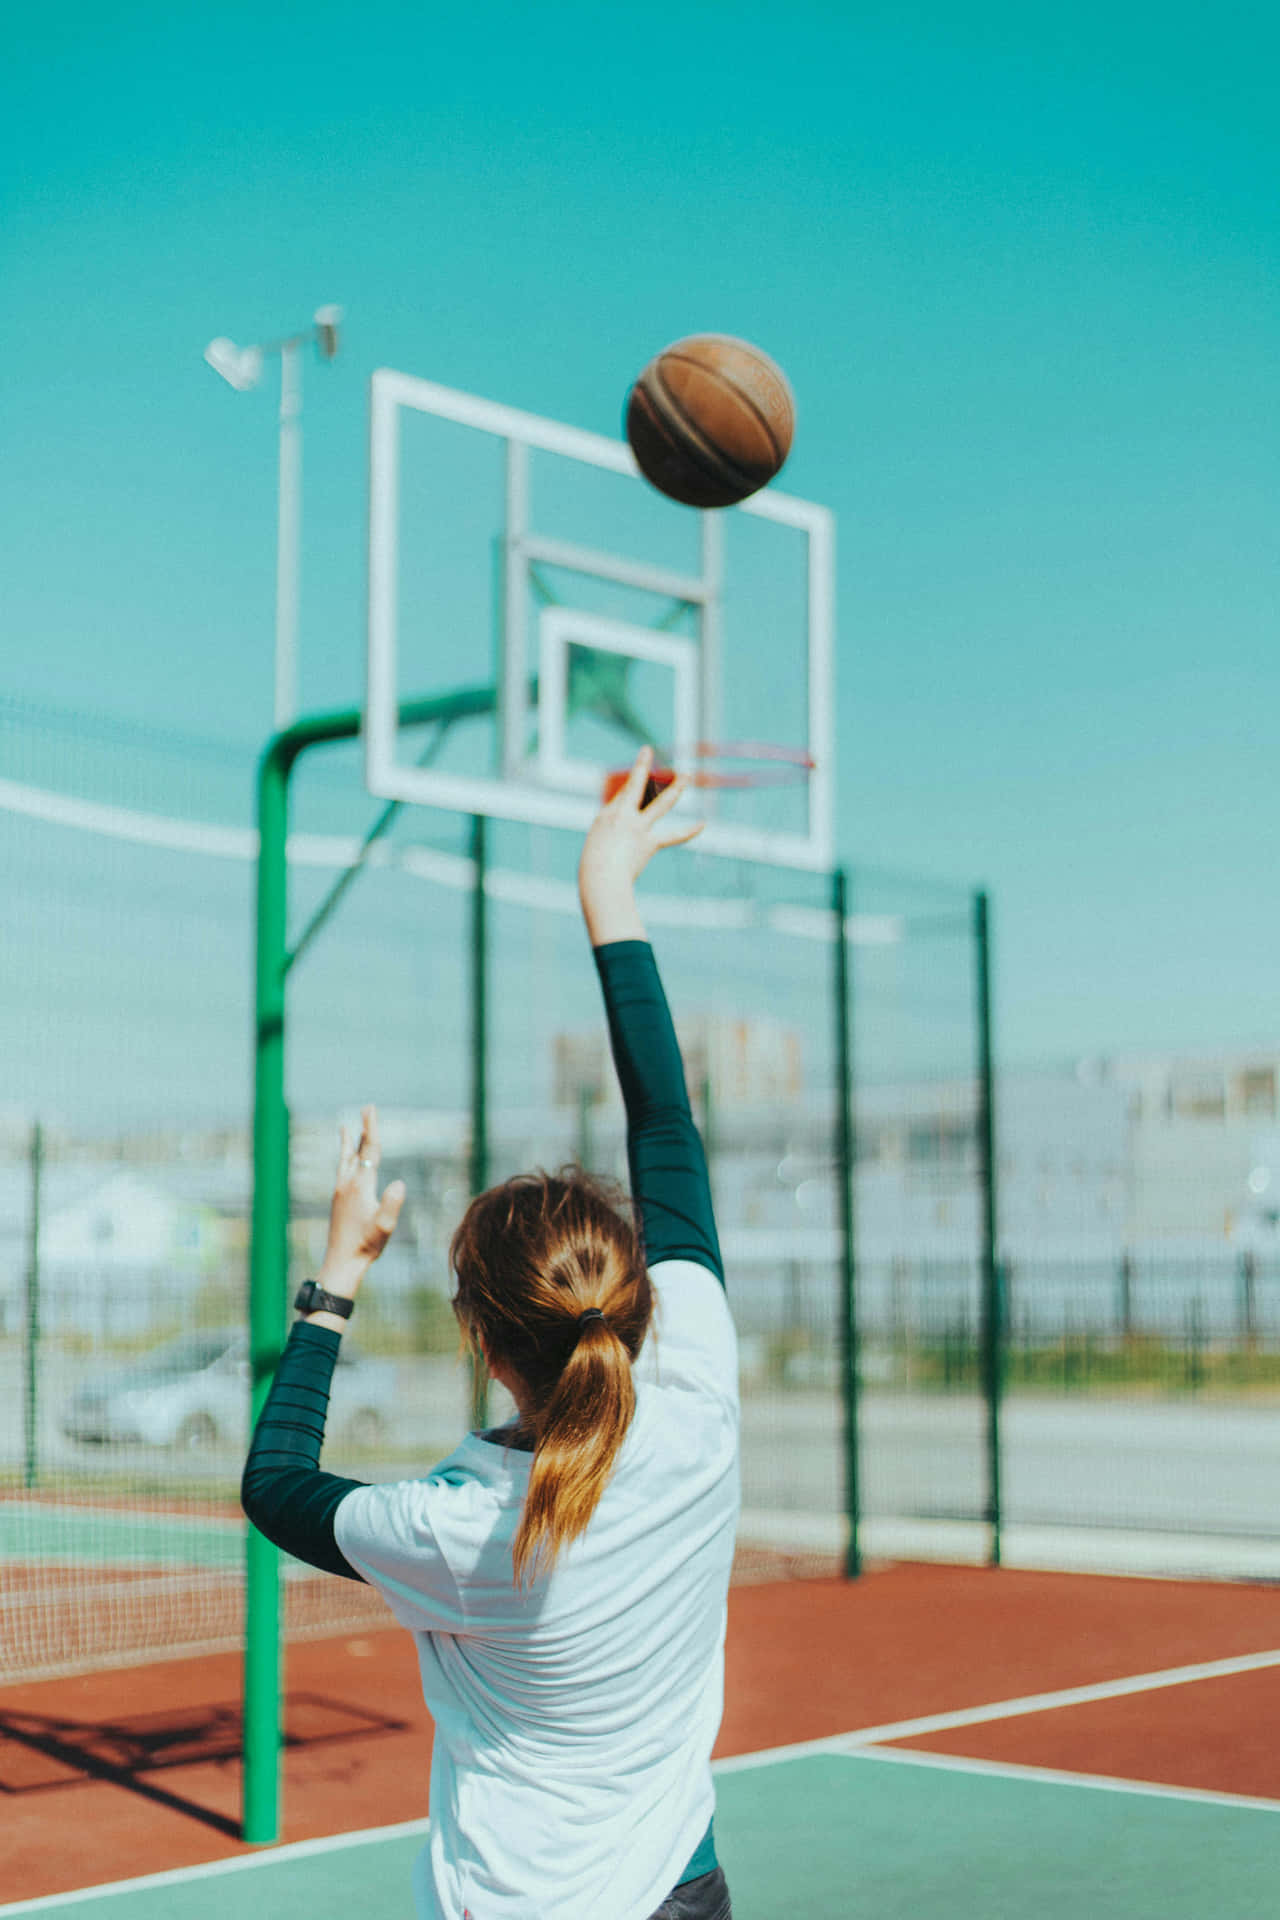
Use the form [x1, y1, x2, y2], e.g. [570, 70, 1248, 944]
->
[449, 1168, 653, 1591]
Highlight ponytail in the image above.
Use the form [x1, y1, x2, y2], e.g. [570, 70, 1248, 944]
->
[514, 1308, 636, 1590]
[449, 1169, 653, 1591]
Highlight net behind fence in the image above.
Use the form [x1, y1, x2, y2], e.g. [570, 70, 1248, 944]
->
[848, 867, 990, 1559]
[2, 706, 854, 1683]
[999, 1248, 1280, 1547]
[7, 695, 1280, 1685]
[479, 826, 846, 1583]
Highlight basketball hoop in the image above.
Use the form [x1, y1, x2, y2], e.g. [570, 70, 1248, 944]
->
[602, 743, 816, 806]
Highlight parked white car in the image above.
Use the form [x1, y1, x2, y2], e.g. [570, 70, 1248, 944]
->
[61, 1328, 396, 1453]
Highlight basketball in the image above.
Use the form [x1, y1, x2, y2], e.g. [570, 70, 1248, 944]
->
[624, 334, 795, 509]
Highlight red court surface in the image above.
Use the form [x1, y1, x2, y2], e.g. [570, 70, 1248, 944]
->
[5, 1562, 1279, 1904]
[886, 1663, 1280, 1800]
[714, 1562, 1280, 1750]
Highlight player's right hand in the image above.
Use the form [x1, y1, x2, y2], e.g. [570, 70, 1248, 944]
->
[317, 1105, 406, 1301]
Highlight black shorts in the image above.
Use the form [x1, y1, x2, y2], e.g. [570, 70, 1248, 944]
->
[646, 1865, 733, 1920]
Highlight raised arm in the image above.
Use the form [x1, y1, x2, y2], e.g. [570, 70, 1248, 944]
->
[579, 750, 724, 1286]
[241, 1109, 405, 1578]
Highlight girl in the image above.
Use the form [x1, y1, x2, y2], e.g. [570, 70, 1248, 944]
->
[242, 747, 739, 1920]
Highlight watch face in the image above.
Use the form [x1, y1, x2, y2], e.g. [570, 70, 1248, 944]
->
[295, 1281, 352, 1317]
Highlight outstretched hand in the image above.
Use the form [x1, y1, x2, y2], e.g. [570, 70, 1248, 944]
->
[577, 748, 703, 945]
[318, 1104, 406, 1300]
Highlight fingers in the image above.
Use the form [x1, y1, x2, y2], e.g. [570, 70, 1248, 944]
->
[654, 815, 705, 849]
[340, 1105, 381, 1177]
[328, 1107, 404, 1270]
[640, 770, 688, 824]
[639, 770, 702, 855]
[616, 745, 654, 808]
[376, 1180, 406, 1232]
[359, 1103, 380, 1169]
[364, 1178, 406, 1260]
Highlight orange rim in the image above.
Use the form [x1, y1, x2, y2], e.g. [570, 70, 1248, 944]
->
[602, 743, 815, 804]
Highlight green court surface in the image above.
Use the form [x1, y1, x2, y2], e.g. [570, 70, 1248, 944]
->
[4, 1747, 1276, 1919]
[1, 1504, 243, 1571]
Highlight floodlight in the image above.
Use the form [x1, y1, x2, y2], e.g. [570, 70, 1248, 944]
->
[203, 307, 344, 734]
[204, 337, 263, 391]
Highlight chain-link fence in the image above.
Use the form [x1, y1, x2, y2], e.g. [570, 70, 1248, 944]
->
[2, 701, 855, 1683]
[7, 693, 1280, 1687]
[845, 868, 991, 1557]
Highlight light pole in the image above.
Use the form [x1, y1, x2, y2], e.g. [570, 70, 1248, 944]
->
[204, 306, 342, 731]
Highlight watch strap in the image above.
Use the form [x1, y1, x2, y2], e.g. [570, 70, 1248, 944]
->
[294, 1278, 355, 1320]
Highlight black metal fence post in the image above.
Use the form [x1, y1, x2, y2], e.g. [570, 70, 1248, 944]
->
[469, 814, 490, 1434]
[1238, 1251, 1258, 1349]
[23, 1120, 43, 1491]
[834, 868, 861, 1579]
[1118, 1251, 1134, 1339]
[975, 890, 1003, 1567]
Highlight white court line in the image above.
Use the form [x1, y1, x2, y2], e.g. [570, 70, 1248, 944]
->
[711, 1644, 1280, 1772]
[849, 1743, 1280, 1814]
[0, 1818, 433, 1913]
[6, 1650, 1280, 1912]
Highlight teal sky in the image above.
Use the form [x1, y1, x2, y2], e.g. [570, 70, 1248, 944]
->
[3, 0, 1277, 1077]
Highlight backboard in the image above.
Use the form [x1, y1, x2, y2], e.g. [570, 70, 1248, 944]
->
[365, 367, 835, 869]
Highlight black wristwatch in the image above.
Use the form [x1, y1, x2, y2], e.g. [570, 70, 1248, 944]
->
[294, 1278, 355, 1320]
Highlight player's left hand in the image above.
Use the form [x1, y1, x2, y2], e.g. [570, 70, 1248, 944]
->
[579, 746, 703, 894]
[318, 1105, 406, 1299]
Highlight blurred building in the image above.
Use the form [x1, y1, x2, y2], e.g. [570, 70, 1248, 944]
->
[0, 1165, 226, 1336]
[1073, 1048, 1280, 1247]
[554, 1014, 802, 1110]
[6, 1038, 1280, 1348]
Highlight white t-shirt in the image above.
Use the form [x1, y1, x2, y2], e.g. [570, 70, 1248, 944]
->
[334, 1259, 740, 1920]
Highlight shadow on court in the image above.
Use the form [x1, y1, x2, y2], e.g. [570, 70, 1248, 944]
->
[0, 1693, 410, 1840]
[6, 1566, 1280, 1911]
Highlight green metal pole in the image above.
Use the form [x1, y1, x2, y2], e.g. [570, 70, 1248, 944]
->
[23, 1120, 43, 1492]
[243, 734, 291, 1844]
[833, 869, 861, 1579]
[468, 814, 490, 1435]
[242, 685, 504, 1846]
[975, 890, 1003, 1568]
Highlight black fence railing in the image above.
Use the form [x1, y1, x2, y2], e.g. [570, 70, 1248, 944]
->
[858, 1252, 1280, 1395]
